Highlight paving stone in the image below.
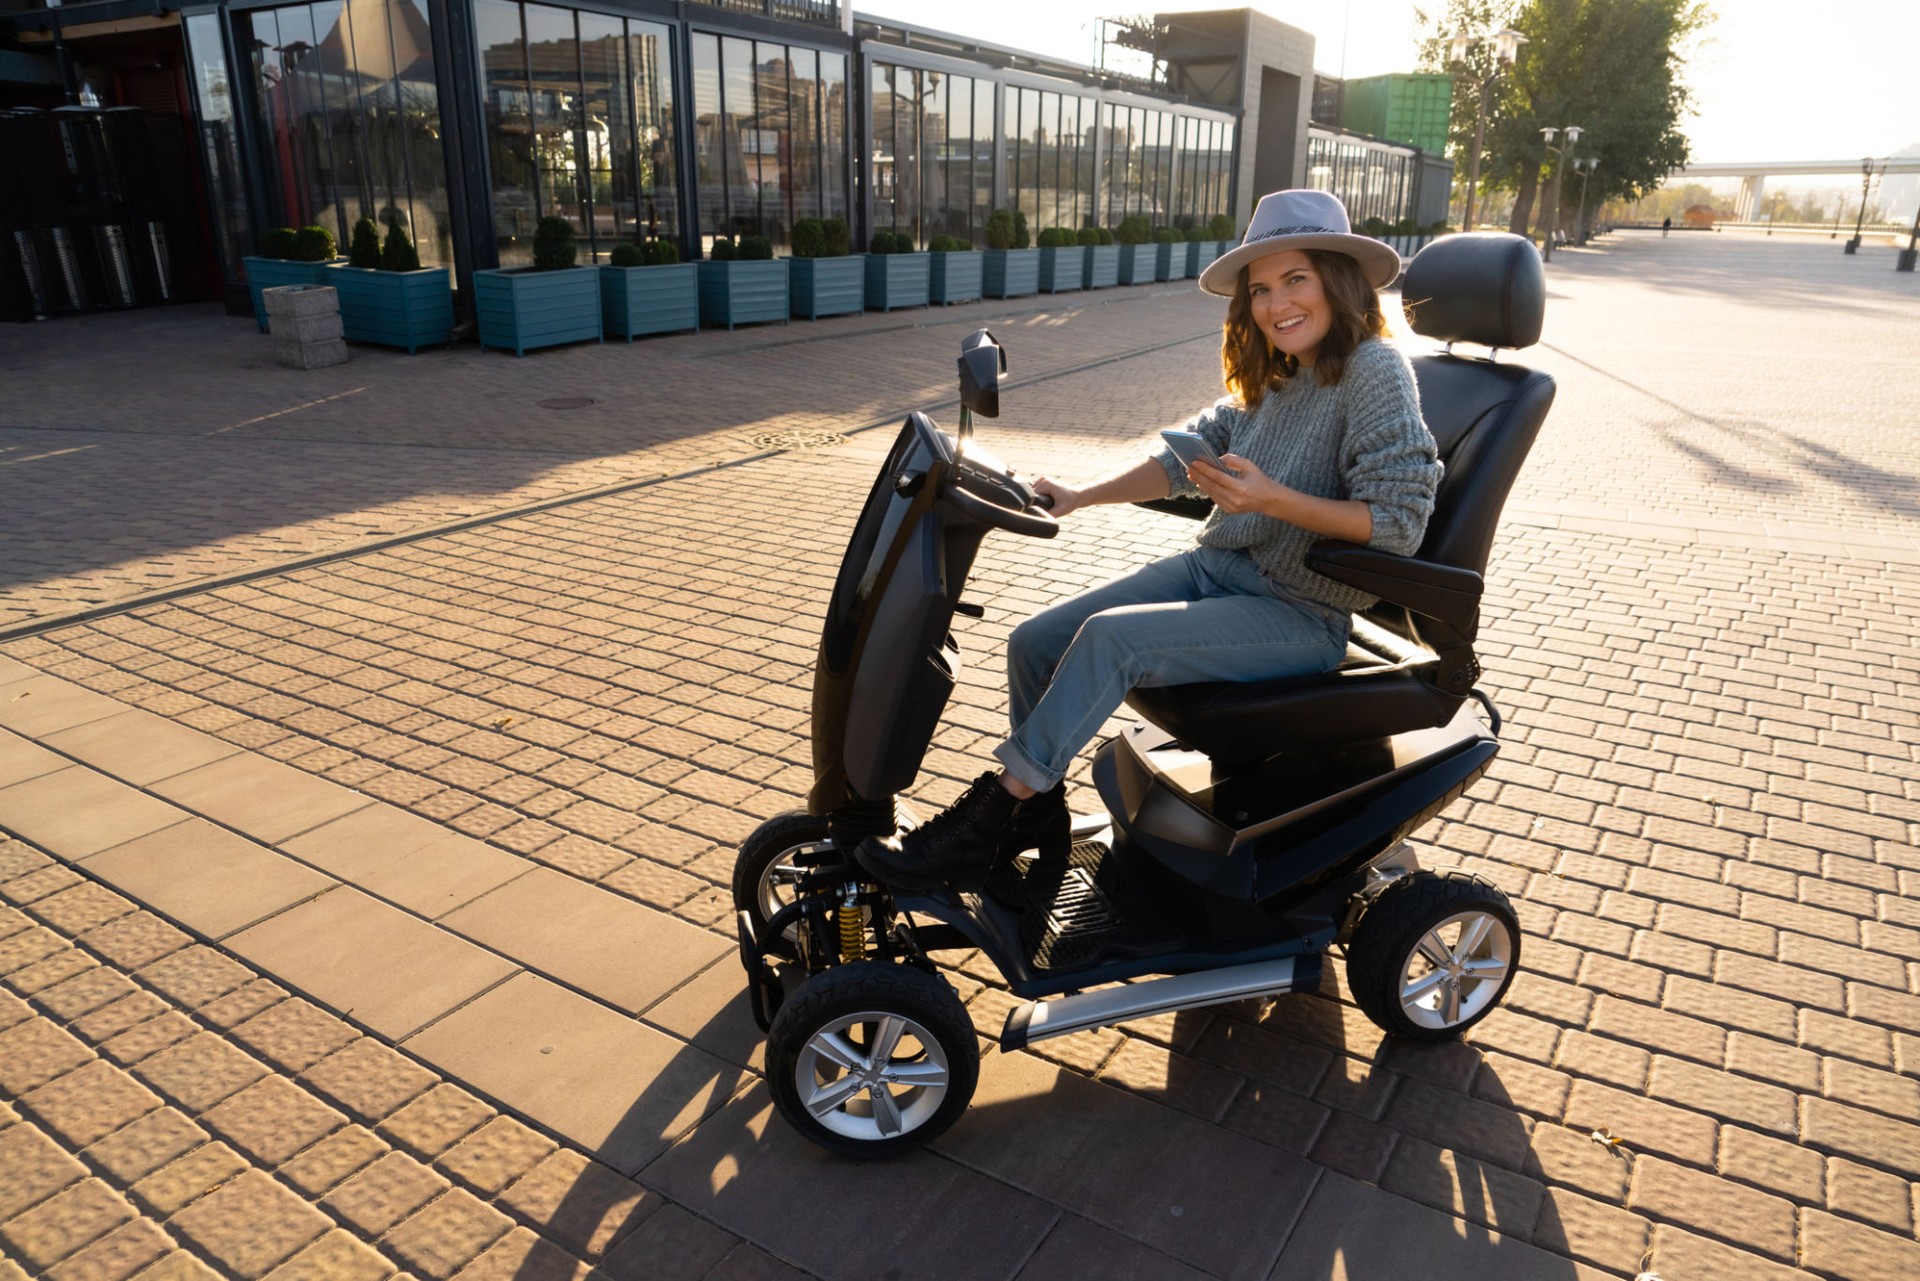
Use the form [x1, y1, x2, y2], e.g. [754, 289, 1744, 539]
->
[0, 1015, 93, 1093]
[495, 1151, 657, 1261]
[1628, 1154, 1797, 1262]
[593, 1201, 737, 1281]
[6, 946, 97, 996]
[1726, 1030, 1821, 1092]
[21, 1058, 164, 1148]
[280, 805, 528, 921]
[0, 767, 188, 862]
[1306, 1105, 1399, 1182]
[1800, 1007, 1893, 1067]
[1380, 1077, 1532, 1171]
[82, 1107, 210, 1186]
[1718, 1125, 1825, 1203]
[321, 1150, 450, 1236]
[1185, 1015, 1332, 1099]
[201, 1076, 346, 1166]
[1821, 1055, 1920, 1119]
[78, 914, 190, 971]
[433, 1117, 558, 1199]
[261, 1228, 394, 1281]
[1798, 1207, 1920, 1281]
[1379, 1136, 1544, 1238]
[1800, 1096, 1920, 1180]
[1824, 1157, 1914, 1235]
[197, 980, 291, 1031]
[148, 755, 371, 846]
[134, 1033, 269, 1111]
[166, 1170, 333, 1278]
[1530, 1186, 1651, 1275]
[384, 1188, 516, 1280]
[299, 1038, 436, 1124]
[0, 1178, 137, 1272]
[278, 1125, 390, 1197]
[126, 1252, 221, 1281]
[1216, 1079, 1329, 1156]
[84, 821, 332, 941]
[130, 1142, 250, 1216]
[35, 966, 139, 1022]
[1095, 1035, 1245, 1123]
[1521, 1122, 1631, 1204]
[378, 1084, 494, 1161]
[230, 998, 359, 1073]
[1586, 996, 1724, 1068]
[31, 883, 137, 937]
[1644, 1224, 1813, 1281]
[136, 946, 255, 1011]
[450, 1226, 592, 1281]
[99, 1011, 199, 1067]
[1646, 1055, 1797, 1135]
[1562, 1080, 1717, 1169]
[42, 1217, 175, 1281]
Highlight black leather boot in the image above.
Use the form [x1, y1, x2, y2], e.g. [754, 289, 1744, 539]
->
[1000, 783, 1071, 862]
[856, 771, 1017, 891]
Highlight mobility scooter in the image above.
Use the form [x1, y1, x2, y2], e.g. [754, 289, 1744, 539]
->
[731, 233, 1556, 1155]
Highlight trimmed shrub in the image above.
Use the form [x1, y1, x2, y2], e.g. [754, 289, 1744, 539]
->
[1076, 226, 1101, 246]
[1115, 215, 1152, 245]
[1012, 209, 1030, 249]
[870, 230, 900, 253]
[741, 234, 774, 260]
[790, 218, 826, 258]
[348, 217, 383, 268]
[1036, 227, 1069, 248]
[1207, 213, 1234, 240]
[644, 239, 681, 265]
[1152, 226, 1182, 244]
[292, 225, 337, 262]
[381, 220, 420, 272]
[822, 218, 851, 256]
[1424, 220, 1452, 236]
[1173, 212, 1195, 231]
[929, 233, 971, 252]
[259, 227, 299, 260]
[1096, 227, 1115, 246]
[985, 209, 1015, 250]
[532, 216, 577, 270]
[1184, 225, 1207, 242]
[1358, 215, 1390, 237]
[609, 243, 645, 267]
[709, 236, 738, 261]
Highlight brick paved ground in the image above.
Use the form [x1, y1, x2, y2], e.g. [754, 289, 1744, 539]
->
[1, 231, 1918, 1279]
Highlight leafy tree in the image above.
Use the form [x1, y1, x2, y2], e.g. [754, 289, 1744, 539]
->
[1415, 0, 1710, 240]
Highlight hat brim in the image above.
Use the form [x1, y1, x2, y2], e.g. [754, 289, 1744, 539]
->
[1198, 232, 1404, 296]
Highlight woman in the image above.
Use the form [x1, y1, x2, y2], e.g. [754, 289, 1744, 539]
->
[858, 189, 1441, 891]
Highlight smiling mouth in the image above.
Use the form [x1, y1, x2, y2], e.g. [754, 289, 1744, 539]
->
[1272, 315, 1306, 334]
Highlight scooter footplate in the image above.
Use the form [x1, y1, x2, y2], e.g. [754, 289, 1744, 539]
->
[1010, 840, 1185, 972]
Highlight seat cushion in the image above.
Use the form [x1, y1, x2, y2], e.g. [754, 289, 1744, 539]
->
[1122, 616, 1464, 760]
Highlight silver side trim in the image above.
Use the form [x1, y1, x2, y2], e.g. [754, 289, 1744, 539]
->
[1000, 957, 1299, 1050]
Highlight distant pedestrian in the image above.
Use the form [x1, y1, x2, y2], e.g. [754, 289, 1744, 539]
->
[1662, 217, 1671, 238]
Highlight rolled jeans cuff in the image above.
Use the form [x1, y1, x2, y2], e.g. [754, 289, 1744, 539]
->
[991, 738, 1059, 794]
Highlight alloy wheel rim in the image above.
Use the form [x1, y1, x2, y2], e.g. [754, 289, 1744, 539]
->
[795, 1009, 951, 1140]
[757, 840, 830, 937]
[1397, 909, 1513, 1030]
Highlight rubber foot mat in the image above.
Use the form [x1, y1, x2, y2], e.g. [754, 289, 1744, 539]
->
[1006, 840, 1186, 972]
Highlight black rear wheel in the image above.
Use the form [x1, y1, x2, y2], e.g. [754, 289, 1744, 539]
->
[1348, 870, 1520, 1041]
[766, 961, 978, 1157]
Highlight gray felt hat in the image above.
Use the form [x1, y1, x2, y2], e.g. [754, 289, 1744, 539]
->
[1198, 189, 1403, 296]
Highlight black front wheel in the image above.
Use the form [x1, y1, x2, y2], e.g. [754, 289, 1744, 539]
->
[766, 961, 978, 1157]
[731, 810, 833, 949]
[1347, 871, 1520, 1041]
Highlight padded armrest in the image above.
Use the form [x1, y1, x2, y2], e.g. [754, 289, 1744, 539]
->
[1306, 541, 1482, 634]
[1133, 495, 1214, 521]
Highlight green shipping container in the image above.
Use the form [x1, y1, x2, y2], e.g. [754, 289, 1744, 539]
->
[1340, 73, 1453, 155]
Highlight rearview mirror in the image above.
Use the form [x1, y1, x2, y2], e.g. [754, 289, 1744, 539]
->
[957, 329, 1006, 420]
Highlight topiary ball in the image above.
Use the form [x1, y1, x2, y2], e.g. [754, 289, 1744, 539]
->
[532, 216, 577, 270]
[381, 220, 420, 272]
[643, 239, 680, 265]
[293, 225, 337, 262]
[260, 227, 299, 260]
[709, 237, 737, 261]
[609, 243, 644, 268]
[741, 235, 774, 260]
[348, 217, 383, 269]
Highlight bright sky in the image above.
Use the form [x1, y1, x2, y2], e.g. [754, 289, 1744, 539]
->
[857, 1, 1919, 166]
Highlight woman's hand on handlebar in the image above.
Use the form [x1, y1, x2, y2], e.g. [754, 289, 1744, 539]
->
[1033, 477, 1084, 518]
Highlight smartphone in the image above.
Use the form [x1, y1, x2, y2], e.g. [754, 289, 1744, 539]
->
[1160, 429, 1241, 477]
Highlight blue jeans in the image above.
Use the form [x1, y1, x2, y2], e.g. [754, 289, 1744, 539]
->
[993, 546, 1352, 791]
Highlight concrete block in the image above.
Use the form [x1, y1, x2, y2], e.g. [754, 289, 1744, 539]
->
[275, 337, 350, 369]
[263, 284, 339, 319]
[270, 312, 344, 344]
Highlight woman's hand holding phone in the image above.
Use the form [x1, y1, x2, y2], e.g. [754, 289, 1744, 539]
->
[1188, 453, 1283, 515]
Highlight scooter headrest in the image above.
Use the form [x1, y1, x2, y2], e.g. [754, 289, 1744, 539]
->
[1400, 232, 1544, 351]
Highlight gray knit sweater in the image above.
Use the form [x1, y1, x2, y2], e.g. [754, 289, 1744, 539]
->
[1152, 338, 1441, 615]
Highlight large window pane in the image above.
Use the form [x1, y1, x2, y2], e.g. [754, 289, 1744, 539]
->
[185, 12, 248, 280]
[392, 0, 448, 264]
[789, 46, 819, 224]
[525, 5, 584, 245]
[691, 31, 725, 248]
[577, 12, 625, 256]
[872, 62, 897, 234]
[478, 0, 535, 264]
[820, 51, 848, 225]
[630, 20, 678, 244]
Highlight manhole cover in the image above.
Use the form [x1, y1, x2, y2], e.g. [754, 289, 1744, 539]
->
[749, 429, 849, 450]
[537, 397, 596, 410]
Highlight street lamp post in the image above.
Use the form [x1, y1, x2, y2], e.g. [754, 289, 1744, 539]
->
[1447, 29, 1527, 232]
[1538, 124, 1582, 262]
[1845, 157, 1879, 255]
[1572, 157, 1598, 245]
[1900, 199, 1918, 272]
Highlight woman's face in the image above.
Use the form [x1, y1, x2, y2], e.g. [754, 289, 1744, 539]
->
[1247, 249, 1331, 367]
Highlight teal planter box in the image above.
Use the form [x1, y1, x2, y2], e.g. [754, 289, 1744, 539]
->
[698, 259, 789, 330]
[1038, 246, 1087, 293]
[325, 265, 452, 354]
[1117, 244, 1157, 285]
[1084, 244, 1120, 289]
[865, 253, 930, 310]
[983, 248, 1039, 298]
[929, 251, 983, 304]
[600, 262, 698, 341]
[1186, 240, 1226, 276]
[790, 255, 866, 319]
[1155, 242, 1191, 281]
[474, 266, 602, 356]
[243, 257, 342, 333]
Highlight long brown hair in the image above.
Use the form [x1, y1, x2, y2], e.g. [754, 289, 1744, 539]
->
[1221, 248, 1389, 406]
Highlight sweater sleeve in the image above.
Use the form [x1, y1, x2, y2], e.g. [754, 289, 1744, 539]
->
[1340, 342, 1441, 556]
[1154, 396, 1247, 497]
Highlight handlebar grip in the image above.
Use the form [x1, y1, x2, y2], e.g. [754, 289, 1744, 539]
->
[1032, 491, 1056, 510]
[945, 480, 1059, 538]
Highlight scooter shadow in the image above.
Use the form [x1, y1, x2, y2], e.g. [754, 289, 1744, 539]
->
[513, 952, 1586, 1280]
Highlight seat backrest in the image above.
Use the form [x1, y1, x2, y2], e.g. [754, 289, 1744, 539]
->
[1399, 233, 1556, 577]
